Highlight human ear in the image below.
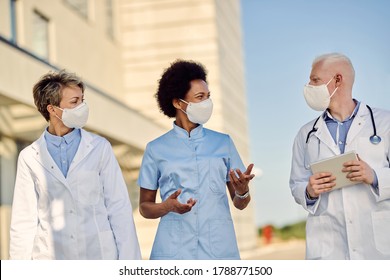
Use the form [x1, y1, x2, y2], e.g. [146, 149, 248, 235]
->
[335, 74, 342, 84]
[47, 104, 55, 114]
[172, 98, 182, 110]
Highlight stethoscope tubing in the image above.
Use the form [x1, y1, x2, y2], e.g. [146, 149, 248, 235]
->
[306, 104, 381, 145]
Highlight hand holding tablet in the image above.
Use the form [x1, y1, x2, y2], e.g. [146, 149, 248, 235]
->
[310, 151, 358, 190]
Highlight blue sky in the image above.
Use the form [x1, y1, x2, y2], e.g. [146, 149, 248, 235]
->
[240, 0, 390, 227]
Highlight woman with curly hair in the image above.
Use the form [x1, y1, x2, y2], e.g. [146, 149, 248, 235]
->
[137, 60, 255, 260]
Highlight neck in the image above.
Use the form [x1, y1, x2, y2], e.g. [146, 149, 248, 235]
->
[174, 116, 198, 136]
[48, 120, 73, 137]
[328, 98, 356, 121]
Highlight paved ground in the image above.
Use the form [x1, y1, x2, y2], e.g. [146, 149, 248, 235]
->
[241, 239, 306, 260]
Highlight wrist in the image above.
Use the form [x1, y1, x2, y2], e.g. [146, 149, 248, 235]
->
[305, 189, 317, 200]
[235, 190, 250, 199]
[163, 199, 173, 213]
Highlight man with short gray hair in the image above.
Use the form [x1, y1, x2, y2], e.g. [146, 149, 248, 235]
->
[290, 53, 390, 259]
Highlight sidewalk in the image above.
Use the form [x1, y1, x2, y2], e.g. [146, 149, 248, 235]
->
[241, 239, 306, 260]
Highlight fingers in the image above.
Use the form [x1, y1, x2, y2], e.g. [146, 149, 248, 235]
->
[229, 169, 239, 184]
[308, 172, 336, 197]
[175, 199, 197, 214]
[342, 156, 374, 185]
[187, 198, 197, 207]
[168, 190, 197, 214]
[346, 168, 374, 184]
[231, 164, 255, 183]
[312, 172, 333, 179]
[169, 189, 182, 199]
[245, 163, 254, 175]
[343, 160, 360, 168]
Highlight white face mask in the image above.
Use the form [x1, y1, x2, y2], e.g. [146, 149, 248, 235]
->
[303, 77, 338, 111]
[55, 102, 89, 128]
[180, 98, 213, 124]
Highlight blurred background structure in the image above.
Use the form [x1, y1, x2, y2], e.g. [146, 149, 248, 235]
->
[0, 0, 258, 259]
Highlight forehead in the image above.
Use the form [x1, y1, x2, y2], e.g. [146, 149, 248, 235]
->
[310, 61, 331, 78]
[188, 79, 208, 94]
[61, 85, 83, 99]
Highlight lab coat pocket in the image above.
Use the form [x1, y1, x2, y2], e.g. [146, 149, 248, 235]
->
[209, 158, 228, 193]
[151, 219, 182, 258]
[305, 215, 334, 259]
[77, 171, 101, 205]
[371, 211, 390, 255]
[209, 219, 239, 259]
[357, 137, 385, 168]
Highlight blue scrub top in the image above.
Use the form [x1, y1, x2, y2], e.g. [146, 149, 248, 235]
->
[138, 123, 245, 260]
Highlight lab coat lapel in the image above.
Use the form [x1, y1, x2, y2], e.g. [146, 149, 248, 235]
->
[68, 129, 94, 175]
[32, 133, 68, 185]
[346, 103, 368, 145]
[314, 117, 340, 155]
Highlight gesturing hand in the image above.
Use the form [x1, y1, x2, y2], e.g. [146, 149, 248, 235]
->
[165, 189, 197, 214]
[229, 163, 255, 195]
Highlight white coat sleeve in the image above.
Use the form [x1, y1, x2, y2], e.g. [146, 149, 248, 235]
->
[100, 140, 141, 260]
[375, 129, 390, 202]
[289, 129, 321, 214]
[9, 150, 38, 259]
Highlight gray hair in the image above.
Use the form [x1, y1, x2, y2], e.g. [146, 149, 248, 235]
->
[313, 52, 355, 81]
[33, 69, 85, 121]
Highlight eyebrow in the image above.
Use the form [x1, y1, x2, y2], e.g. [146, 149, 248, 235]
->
[194, 91, 210, 96]
[67, 95, 83, 101]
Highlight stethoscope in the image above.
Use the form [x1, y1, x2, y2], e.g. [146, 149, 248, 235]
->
[305, 104, 381, 145]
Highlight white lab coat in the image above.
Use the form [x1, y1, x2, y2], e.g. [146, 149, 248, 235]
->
[290, 103, 390, 259]
[9, 129, 141, 260]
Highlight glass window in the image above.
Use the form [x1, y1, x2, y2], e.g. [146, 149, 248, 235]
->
[10, 0, 18, 43]
[106, 0, 114, 39]
[64, 0, 89, 19]
[32, 10, 49, 60]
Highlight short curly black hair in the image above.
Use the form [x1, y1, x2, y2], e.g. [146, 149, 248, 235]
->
[155, 59, 207, 118]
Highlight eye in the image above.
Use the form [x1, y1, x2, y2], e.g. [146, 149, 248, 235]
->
[311, 78, 319, 84]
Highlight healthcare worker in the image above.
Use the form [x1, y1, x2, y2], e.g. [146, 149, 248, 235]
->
[290, 53, 390, 259]
[138, 60, 255, 260]
[9, 70, 141, 260]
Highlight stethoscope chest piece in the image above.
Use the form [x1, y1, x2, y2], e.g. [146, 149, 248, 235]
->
[370, 135, 382, 145]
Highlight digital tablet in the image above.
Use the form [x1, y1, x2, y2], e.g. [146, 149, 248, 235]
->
[310, 151, 358, 190]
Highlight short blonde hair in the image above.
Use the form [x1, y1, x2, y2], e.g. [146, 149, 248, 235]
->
[33, 69, 84, 121]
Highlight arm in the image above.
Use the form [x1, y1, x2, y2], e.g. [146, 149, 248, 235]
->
[225, 136, 254, 210]
[9, 152, 38, 260]
[137, 142, 196, 219]
[289, 129, 322, 213]
[139, 188, 196, 219]
[100, 141, 141, 260]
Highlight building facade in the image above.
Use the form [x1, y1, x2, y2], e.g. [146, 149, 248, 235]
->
[0, 0, 256, 259]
